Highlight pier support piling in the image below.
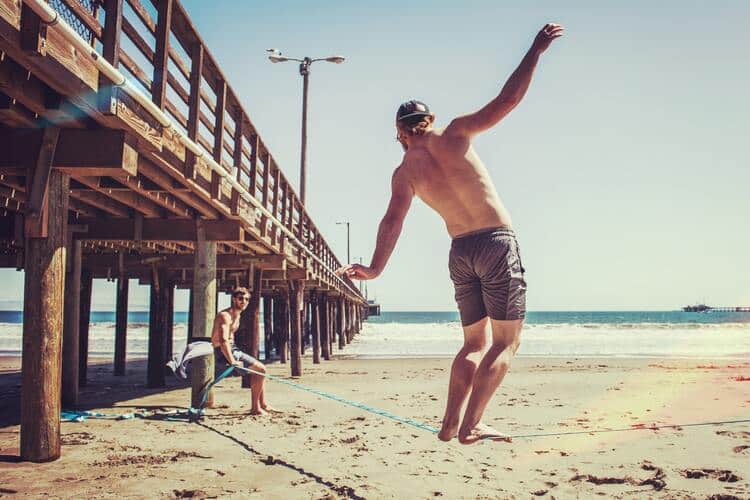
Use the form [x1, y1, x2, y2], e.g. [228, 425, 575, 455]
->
[338, 296, 345, 350]
[20, 170, 68, 462]
[78, 269, 93, 386]
[190, 237, 217, 408]
[289, 279, 304, 376]
[276, 291, 289, 364]
[320, 293, 330, 361]
[239, 267, 262, 388]
[263, 296, 273, 362]
[114, 274, 128, 376]
[311, 290, 321, 364]
[62, 238, 81, 408]
[147, 268, 169, 388]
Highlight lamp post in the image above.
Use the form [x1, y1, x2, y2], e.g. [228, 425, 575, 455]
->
[336, 221, 350, 264]
[267, 49, 345, 204]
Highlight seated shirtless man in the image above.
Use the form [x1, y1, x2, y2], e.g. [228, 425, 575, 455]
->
[211, 287, 273, 415]
[338, 24, 563, 443]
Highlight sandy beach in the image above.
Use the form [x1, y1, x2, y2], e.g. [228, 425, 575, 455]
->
[1, 354, 748, 499]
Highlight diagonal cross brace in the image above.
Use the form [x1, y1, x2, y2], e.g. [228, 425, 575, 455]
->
[24, 127, 60, 238]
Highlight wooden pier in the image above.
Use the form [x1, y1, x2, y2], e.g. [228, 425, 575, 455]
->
[682, 305, 750, 313]
[0, 0, 368, 461]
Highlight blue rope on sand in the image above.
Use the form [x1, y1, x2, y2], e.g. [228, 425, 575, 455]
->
[62, 366, 750, 440]
[234, 366, 440, 433]
[61, 410, 144, 422]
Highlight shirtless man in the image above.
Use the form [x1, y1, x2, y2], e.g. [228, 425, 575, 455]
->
[210, 287, 272, 415]
[338, 24, 563, 444]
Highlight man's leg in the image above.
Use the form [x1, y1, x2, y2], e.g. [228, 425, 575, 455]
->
[247, 361, 265, 415]
[457, 318, 523, 444]
[438, 317, 488, 441]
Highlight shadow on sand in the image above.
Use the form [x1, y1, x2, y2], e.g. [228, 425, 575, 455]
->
[0, 357, 364, 499]
[0, 358, 189, 429]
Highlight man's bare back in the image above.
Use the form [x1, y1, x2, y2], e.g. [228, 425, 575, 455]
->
[396, 128, 512, 238]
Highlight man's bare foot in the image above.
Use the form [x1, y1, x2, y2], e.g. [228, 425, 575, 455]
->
[249, 408, 266, 416]
[261, 404, 281, 413]
[438, 418, 459, 441]
[458, 422, 512, 445]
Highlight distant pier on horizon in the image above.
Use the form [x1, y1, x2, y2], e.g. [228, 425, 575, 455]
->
[682, 304, 750, 313]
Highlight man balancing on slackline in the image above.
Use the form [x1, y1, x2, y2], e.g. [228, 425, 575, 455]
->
[211, 287, 275, 415]
[337, 23, 564, 444]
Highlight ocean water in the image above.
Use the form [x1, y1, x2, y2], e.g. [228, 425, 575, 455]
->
[0, 310, 748, 359]
[347, 311, 750, 359]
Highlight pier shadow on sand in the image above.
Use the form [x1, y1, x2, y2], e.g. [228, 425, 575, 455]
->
[193, 420, 365, 500]
[0, 358, 195, 430]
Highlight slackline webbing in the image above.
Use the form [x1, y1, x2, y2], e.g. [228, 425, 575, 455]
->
[62, 365, 750, 441]
[218, 366, 750, 439]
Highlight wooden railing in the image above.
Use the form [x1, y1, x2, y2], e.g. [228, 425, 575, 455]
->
[44, 0, 359, 296]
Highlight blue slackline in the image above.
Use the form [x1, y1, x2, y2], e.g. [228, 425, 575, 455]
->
[62, 366, 750, 441]
[234, 366, 439, 433]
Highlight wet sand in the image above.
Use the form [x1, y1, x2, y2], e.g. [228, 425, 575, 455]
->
[0, 355, 748, 499]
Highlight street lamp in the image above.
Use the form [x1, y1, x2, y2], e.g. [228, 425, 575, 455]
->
[336, 220, 350, 264]
[266, 49, 345, 204]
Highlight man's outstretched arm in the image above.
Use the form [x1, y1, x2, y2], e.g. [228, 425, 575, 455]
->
[446, 23, 564, 138]
[338, 166, 414, 280]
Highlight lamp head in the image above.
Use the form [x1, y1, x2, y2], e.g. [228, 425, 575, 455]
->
[324, 55, 346, 64]
[268, 54, 289, 63]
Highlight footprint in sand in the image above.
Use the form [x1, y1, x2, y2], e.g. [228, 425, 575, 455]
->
[716, 430, 750, 439]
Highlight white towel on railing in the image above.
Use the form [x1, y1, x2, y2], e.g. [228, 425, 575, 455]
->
[166, 341, 213, 379]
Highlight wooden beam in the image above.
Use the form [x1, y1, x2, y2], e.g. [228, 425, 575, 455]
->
[0, 57, 87, 128]
[0, 129, 138, 176]
[74, 218, 244, 241]
[185, 42, 203, 178]
[74, 177, 164, 217]
[99, 0, 123, 115]
[20, 3, 46, 56]
[136, 158, 220, 219]
[117, 174, 192, 217]
[24, 127, 59, 238]
[233, 117, 244, 182]
[80, 252, 285, 271]
[151, 0, 173, 110]
[0, 0, 21, 31]
[0, 93, 38, 127]
[70, 190, 131, 217]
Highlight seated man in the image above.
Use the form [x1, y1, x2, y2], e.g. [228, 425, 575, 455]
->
[211, 287, 273, 415]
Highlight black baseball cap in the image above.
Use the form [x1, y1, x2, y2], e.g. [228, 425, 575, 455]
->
[396, 100, 431, 121]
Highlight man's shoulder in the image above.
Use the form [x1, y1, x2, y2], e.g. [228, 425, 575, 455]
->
[216, 309, 233, 322]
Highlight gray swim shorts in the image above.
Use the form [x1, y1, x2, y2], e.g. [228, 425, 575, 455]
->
[449, 227, 527, 326]
[214, 344, 259, 376]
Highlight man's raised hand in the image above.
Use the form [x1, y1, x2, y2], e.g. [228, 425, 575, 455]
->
[335, 263, 379, 281]
[533, 23, 564, 54]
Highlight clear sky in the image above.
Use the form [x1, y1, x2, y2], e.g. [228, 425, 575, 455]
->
[1, 0, 748, 311]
